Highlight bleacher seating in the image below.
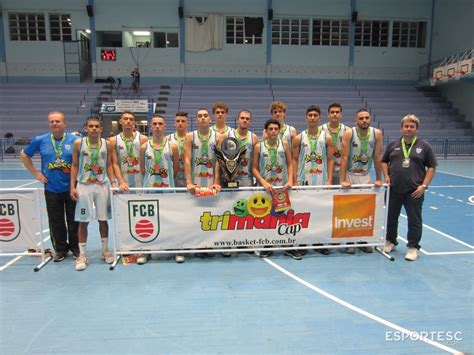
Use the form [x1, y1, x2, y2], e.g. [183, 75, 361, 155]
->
[0, 82, 471, 141]
[0, 83, 103, 138]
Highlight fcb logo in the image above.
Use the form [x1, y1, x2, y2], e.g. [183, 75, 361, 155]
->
[128, 200, 160, 243]
[0, 200, 21, 242]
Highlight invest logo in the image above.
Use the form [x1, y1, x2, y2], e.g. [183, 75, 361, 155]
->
[332, 194, 375, 238]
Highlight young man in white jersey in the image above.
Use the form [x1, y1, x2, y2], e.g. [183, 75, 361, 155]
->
[253, 119, 296, 259]
[110, 111, 148, 191]
[70, 117, 115, 271]
[262, 101, 297, 145]
[185, 108, 221, 196]
[322, 103, 350, 185]
[210, 101, 234, 135]
[217, 109, 259, 187]
[340, 108, 383, 254]
[166, 112, 189, 188]
[215, 109, 259, 256]
[184, 108, 221, 257]
[140, 115, 179, 263]
[109, 111, 148, 264]
[292, 105, 335, 256]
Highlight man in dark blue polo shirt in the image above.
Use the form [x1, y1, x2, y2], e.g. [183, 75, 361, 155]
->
[21, 111, 79, 261]
[382, 114, 437, 261]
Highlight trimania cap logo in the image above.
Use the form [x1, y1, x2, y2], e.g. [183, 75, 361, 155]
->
[128, 200, 160, 243]
[332, 194, 375, 238]
[0, 200, 21, 242]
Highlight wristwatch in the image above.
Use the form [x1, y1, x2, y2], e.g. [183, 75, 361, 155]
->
[422, 184, 428, 189]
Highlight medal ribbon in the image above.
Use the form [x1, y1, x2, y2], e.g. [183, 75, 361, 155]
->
[86, 137, 100, 167]
[328, 123, 341, 144]
[357, 128, 370, 154]
[265, 140, 278, 174]
[235, 130, 248, 149]
[122, 133, 135, 158]
[50, 133, 66, 160]
[198, 131, 210, 157]
[306, 128, 322, 155]
[175, 133, 185, 155]
[401, 136, 417, 159]
[151, 139, 164, 167]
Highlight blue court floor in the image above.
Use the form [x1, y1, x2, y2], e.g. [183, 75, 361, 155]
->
[0, 159, 472, 354]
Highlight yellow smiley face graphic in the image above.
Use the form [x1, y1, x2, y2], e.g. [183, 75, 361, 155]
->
[247, 193, 272, 218]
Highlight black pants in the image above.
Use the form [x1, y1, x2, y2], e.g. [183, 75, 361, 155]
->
[44, 190, 79, 255]
[386, 189, 424, 249]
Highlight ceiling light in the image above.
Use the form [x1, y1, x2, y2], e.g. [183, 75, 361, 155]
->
[133, 31, 150, 36]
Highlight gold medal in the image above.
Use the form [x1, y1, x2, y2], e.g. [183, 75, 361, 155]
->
[402, 158, 410, 168]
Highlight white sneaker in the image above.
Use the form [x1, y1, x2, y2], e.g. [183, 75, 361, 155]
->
[101, 250, 115, 264]
[405, 248, 419, 261]
[175, 254, 185, 263]
[136, 255, 148, 265]
[383, 241, 396, 254]
[75, 254, 88, 271]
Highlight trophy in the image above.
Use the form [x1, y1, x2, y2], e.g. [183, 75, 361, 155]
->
[214, 137, 247, 188]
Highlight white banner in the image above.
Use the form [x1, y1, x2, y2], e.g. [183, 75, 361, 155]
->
[0, 189, 42, 251]
[115, 100, 148, 112]
[112, 187, 386, 251]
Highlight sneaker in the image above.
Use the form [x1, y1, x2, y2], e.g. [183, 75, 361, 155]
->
[360, 246, 373, 253]
[316, 248, 331, 255]
[344, 247, 356, 254]
[222, 251, 232, 257]
[259, 250, 273, 258]
[175, 254, 185, 263]
[136, 255, 148, 265]
[101, 250, 115, 264]
[53, 252, 67, 262]
[75, 254, 88, 271]
[383, 241, 396, 254]
[71, 250, 80, 259]
[405, 248, 419, 261]
[284, 249, 303, 260]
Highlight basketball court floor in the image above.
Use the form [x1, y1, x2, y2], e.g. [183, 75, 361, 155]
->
[0, 159, 472, 354]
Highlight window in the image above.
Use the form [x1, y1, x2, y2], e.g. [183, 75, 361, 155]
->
[96, 31, 122, 47]
[272, 19, 309, 45]
[154, 32, 179, 48]
[392, 21, 426, 48]
[9, 13, 46, 41]
[313, 19, 349, 46]
[226, 17, 263, 44]
[49, 13, 72, 41]
[355, 20, 389, 47]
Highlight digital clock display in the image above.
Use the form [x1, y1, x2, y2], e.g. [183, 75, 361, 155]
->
[101, 49, 116, 61]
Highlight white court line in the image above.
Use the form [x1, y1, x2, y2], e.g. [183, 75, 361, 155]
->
[0, 230, 50, 271]
[429, 185, 474, 188]
[0, 179, 36, 181]
[437, 170, 474, 180]
[398, 236, 474, 256]
[15, 180, 39, 188]
[400, 214, 474, 249]
[263, 258, 463, 354]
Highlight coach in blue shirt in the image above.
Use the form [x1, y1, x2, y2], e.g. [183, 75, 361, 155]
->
[20, 111, 79, 261]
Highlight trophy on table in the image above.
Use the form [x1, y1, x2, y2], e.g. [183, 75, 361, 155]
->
[214, 137, 247, 188]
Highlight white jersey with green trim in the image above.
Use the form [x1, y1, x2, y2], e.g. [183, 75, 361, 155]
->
[191, 130, 217, 187]
[115, 133, 142, 187]
[143, 140, 175, 188]
[348, 127, 376, 176]
[297, 129, 327, 186]
[322, 122, 346, 172]
[259, 139, 288, 186]
[77, 138, 108, 184]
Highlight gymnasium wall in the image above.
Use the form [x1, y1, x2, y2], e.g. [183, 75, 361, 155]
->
[0, 0, 470, 83]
